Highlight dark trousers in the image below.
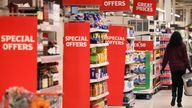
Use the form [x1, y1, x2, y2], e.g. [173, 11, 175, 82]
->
[171, 70, 186, 103]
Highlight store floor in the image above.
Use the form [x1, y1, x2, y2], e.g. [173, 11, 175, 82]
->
[134, 90, 192, 108]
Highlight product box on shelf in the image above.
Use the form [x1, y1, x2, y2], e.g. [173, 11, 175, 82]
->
[90, 67, 108, 80]
[90, 82, 108, 97]
[90, 47, 107, 64]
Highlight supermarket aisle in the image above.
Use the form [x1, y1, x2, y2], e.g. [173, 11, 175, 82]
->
[134, 90, 192, 108]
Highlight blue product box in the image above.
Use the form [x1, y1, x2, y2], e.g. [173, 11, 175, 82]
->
[90, 68, 97, 79]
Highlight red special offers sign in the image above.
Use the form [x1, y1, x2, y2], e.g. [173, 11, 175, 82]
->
[0, 16, 37, 100]
[64, 0, 102, 5]
[132, 0, 156, 16]
[100, 0, 130, 11]
[107, 25, 126, 46]
[106, 25, 126, 105]
[134, 41, 154, 50]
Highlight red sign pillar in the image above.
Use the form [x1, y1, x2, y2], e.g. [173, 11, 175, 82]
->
[106, 25, 126, 105]
[63, 22, 90, 108]
[0, 16, 37, 100]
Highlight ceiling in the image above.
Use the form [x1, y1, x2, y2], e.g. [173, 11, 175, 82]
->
[176, 0, 192, 7]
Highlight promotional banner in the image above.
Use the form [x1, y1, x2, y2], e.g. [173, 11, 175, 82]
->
[100, 0, 130, 11]
[132, 0, 156, 16]
[106, 25, 126, 105]
[64, 0, 102, 5]
[134, 41, 154, 51]
[63, 22, 90, 108]
[0, 16, 37, 100]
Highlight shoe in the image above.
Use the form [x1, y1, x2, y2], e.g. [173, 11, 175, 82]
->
[178, 103, 182, 107]
[171, 98, 175, 106]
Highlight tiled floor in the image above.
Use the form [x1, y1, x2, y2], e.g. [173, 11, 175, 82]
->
[134, 90, 192, 108]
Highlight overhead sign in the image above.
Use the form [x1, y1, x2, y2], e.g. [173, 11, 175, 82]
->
[100, 0, 130, 11]
[64, 0, 102, 5]
[132, 0, 156, 16]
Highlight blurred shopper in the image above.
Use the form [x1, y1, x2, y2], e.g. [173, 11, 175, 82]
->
[161, 31, 192, 108]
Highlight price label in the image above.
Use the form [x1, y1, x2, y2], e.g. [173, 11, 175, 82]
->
[134, 41, 153, 50]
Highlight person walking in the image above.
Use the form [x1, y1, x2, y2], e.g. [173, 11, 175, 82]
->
[161, 31, 192, 107]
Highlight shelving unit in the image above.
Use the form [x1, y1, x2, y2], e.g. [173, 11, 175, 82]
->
[37, 2, 63, 94]
[159, 33, 172, 87]
[124, 29, 137, 107]
[90, 29, 109, 108]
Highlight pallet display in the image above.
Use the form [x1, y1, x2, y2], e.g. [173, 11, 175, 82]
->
[159, 33, 172, 86]
[90, 29, 109, 108]
[134, 33, 162, 96]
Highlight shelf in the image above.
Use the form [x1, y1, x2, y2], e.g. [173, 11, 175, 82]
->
[154, 46, 160, 49]
[126, 50, 135, 53]
[133, 72, 146, 74]
[37, 85, 62, 94]
[90, 62, 109, 68]
[152, 60, 161, 64]
[123, 98, 135, 105]
[153, 74, 161, 79]
[127, 37, 135, 39]
[153, 83, 161, 90]
[160, 82, 172, 85]
[160, 74, 171, 77]
[38, 55, 61, 63]
[160, 44, 167, 49]
[124, 86, 135, 93]
[125, 61, 136, 65]
[133, 89, 154, 94]
[124, 74, 137, 79]
[90, 92, 109, 101]
[90, 76, 109, 83]
[90, 43, 109, 48]
[39, 24, 58, 32]
[90, 28, 109, 33]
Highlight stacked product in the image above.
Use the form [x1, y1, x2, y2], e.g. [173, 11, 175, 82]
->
[37, 63, 59, 90]
[90, 47, 107, 64]
[90, 16, 109, 108]
[73, 13, 109, 30]
[128, 52, 146, 86]
[38, 33, 60, 56]
[160, 34, 172, 85]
